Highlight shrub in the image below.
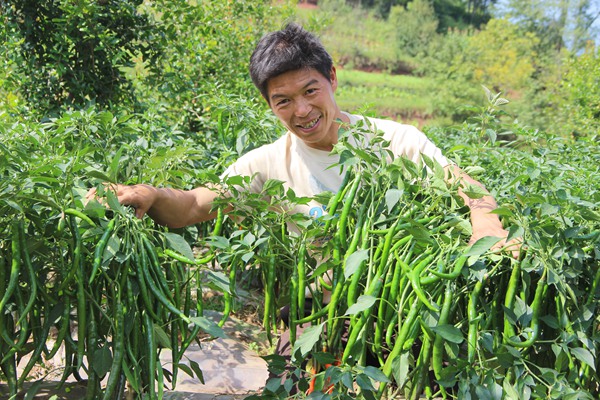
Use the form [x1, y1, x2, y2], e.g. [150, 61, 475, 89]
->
[138, 0, 295, 132]
[556, 45, 600, 138]
[2, 0, 158, 115]
[389, 0, 439, 60]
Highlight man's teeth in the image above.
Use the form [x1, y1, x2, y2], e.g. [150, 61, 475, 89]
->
[300, 118, 319, 129]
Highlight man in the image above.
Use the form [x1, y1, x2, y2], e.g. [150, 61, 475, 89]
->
[98, 22, 517, 254]
[88, 21, 519, 388]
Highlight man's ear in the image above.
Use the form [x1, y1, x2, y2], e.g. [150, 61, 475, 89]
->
[330, 66, 338, 91]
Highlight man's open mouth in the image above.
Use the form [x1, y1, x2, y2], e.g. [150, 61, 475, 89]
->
[298, 116, 320, 129]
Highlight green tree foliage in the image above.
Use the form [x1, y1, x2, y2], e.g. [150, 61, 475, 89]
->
[139, 0, 294, 133]
[556, 45, 600, 137]
[433, 0, 496, 30]
[466, 18, 539, 92]
[416, 29, 482, 119]
[334, 0, 496, 27]
[389, 0, 439, 59]
[496, 0, 598, 54]
[0, 8, 23, 113]
[1, 0, 158, 114]
[417, 19, 538, 120]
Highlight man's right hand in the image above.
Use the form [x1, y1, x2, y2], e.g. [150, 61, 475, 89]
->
[86, 184, 156, 219]
[86, 184, 221, 228]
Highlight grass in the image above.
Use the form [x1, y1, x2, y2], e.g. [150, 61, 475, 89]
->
[335, 68, 450, 128]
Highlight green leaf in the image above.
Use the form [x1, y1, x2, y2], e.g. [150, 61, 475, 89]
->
[154, 325, 172, 349]
[462, 184, 489, 199]
[5, 200, 23, 212]
[464, 236, 503, 258]
[385, 189, 403, 211]
[356, 373, 376, 391]
[109, 146, 124, 182]
[463, 166, 486, 176]
[121, 362, 139, 392]
[294, 322, 324, 357]
[580, 207, 600, 221]
[490, 207, 514, 217]
[262, 179, 285, 196]
[241, 251, 255, 263]
[431, 324, 464, 344]
[540, 203, 560, 216]
[345, 295, 377, 315]
[571, 347, 596, 371]
[313, 352, 338, 365]
[313, 191, 333, 207]
[164, 232, 194, 260]
[362, 365, 390, 383]
[341, 371, 354, 390]
[93, 345, 113, 377]
[87, 169, 113, 183]
[189, 360, 205, 384]
[104, 236, 120, 265]
[105, 189, 125, 214]
[206, 270, 230, 294]
[506, 225, 524, 243]
[190, 315, 227, 338]
[344, 249, 369, 279]
[207, 235, 230, 249]
[339, 149, 358, 167]
[177, 363, 194, 377]
[485, 128, 497, 144]
[391, 351, 410, 388]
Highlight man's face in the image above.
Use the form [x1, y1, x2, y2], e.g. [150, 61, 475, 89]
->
[266, 67, 344, 151]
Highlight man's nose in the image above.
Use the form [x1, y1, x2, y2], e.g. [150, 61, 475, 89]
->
[294, 98, 311, 117]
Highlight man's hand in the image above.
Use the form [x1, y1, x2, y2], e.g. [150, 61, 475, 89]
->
[86, 183, 220, 228]
[469, 222, 522, 260]
[86, 184, 159, 219]
[445, 165, 522, 259]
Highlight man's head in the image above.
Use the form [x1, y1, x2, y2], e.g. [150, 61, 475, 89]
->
[249, 22, 333, 103]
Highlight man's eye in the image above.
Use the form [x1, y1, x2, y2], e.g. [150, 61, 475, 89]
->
[306, 88, 317, 95]
[277, 99, 289, 106]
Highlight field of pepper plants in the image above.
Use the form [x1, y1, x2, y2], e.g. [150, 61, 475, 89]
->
[1, 1, 600, 399]
[1, 89, 599, 399]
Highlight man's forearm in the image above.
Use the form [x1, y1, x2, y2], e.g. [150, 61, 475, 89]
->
[146, 186, 219, 228]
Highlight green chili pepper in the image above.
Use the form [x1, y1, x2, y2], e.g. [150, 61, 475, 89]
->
[102, 290, 126, 400]
[433, 281, 454, 383]
[0, 221, 21, 313]
[90, 216, 118, 284]
[64, 208, 96, 227]
[467, 279, 485, 363]
[504, 268, 547, 348]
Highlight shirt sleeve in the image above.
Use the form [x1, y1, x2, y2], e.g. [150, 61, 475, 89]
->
[219, 145, 273, 194]
[384, 121, 451, 168]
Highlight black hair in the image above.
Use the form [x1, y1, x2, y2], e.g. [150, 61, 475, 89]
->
[249, 22, 333, 102]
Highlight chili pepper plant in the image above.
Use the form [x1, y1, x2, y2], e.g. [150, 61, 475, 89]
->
[1, 92, 599, 400]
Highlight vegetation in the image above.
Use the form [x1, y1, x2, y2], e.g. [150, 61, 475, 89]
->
[0, 0, 599, 399]
[335, 69, 441, 126]
[308, 0, 599, 136]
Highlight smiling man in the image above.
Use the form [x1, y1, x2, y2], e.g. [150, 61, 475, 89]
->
[102, 22, 516, 250]
[90, 21, 519, 390]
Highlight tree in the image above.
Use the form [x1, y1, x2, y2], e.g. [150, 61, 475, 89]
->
[333, 0, 496, 27]
[389, 0, 439, 58]
[556, 45, 600, 137]
[466, 18, 539, 92]
[1, 0, 158, 114]
[433, 0, 496, 30]
[495, 0, 598, 53]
